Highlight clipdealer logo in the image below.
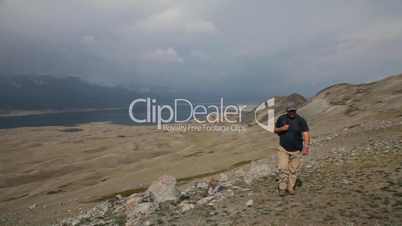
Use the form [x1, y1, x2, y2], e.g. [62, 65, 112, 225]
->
[128, 97, 275, 132]
[254, 97, 275, 132]
[128, 98, 246, 129]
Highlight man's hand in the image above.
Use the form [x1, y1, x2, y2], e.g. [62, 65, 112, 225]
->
[274, 124, 289, 133]
[302, 131, 310, 155]
[302, 145, 310, 156]
[282, 124, 289, 131]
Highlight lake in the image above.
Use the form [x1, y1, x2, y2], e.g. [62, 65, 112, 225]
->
[0, 106, 206, 129]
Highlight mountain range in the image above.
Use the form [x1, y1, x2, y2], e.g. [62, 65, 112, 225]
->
[0, 75, 140, 111]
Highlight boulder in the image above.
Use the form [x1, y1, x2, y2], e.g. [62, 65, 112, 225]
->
[146, 175, 179, 204]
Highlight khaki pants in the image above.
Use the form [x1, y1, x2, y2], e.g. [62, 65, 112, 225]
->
[277, 146, 303, 191]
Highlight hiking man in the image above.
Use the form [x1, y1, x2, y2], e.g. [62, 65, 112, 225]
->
[274, 102, 310, 196]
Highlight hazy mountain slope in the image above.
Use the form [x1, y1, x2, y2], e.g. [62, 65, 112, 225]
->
[246, 93, 307, 124]
[300, 74, 402, 134]
[273, 93, 307, 114]
[0, 75, 138, 111]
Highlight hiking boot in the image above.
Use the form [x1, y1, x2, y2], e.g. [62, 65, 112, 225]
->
[295, 178, 303, 188]
[287, 188, 296, 195]
[278, 189, 287, 197]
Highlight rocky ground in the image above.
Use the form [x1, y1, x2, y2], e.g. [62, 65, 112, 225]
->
[54, 119, 402, 226]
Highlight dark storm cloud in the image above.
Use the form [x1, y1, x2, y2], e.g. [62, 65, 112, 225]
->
[1, 0, 402, 99]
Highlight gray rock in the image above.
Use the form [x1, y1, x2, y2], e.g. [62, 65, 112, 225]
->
[125, 202, 157, 226]
[132, 202, 155, 216]
[197, 196, 215, 205]
[59, 201, 112, 226]
[28, 203, 37, 210]
[218, 173, 229, 182]
[244, 159, 272, 184]
[195, 181, 209, 190]
[146, 175, 179, 204]
[115, 194, 123, 200]
[178, 201, 195, 212]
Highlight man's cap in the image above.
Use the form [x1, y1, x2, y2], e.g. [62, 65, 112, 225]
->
[286, 102, 297, 111]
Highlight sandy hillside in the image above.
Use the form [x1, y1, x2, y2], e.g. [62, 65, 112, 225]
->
[0, 122, 279, 225]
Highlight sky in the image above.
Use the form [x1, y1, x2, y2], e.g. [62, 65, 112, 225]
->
[1, 0, 402, 100]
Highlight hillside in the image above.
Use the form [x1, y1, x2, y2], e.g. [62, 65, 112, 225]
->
[0, 74, 401, 226]
[300, 73, 402, 134]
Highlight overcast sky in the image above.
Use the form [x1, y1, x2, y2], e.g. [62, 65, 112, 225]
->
[1, 0, 402, 99]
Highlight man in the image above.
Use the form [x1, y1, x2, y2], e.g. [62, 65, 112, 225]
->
[274, 102, 310, 196]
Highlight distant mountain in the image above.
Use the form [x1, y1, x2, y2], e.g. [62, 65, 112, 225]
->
[243, 93, 307, 124]
[0, 74, 275, 114]
[272, 93, 307, 114]
[0, 75, 139, 111]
